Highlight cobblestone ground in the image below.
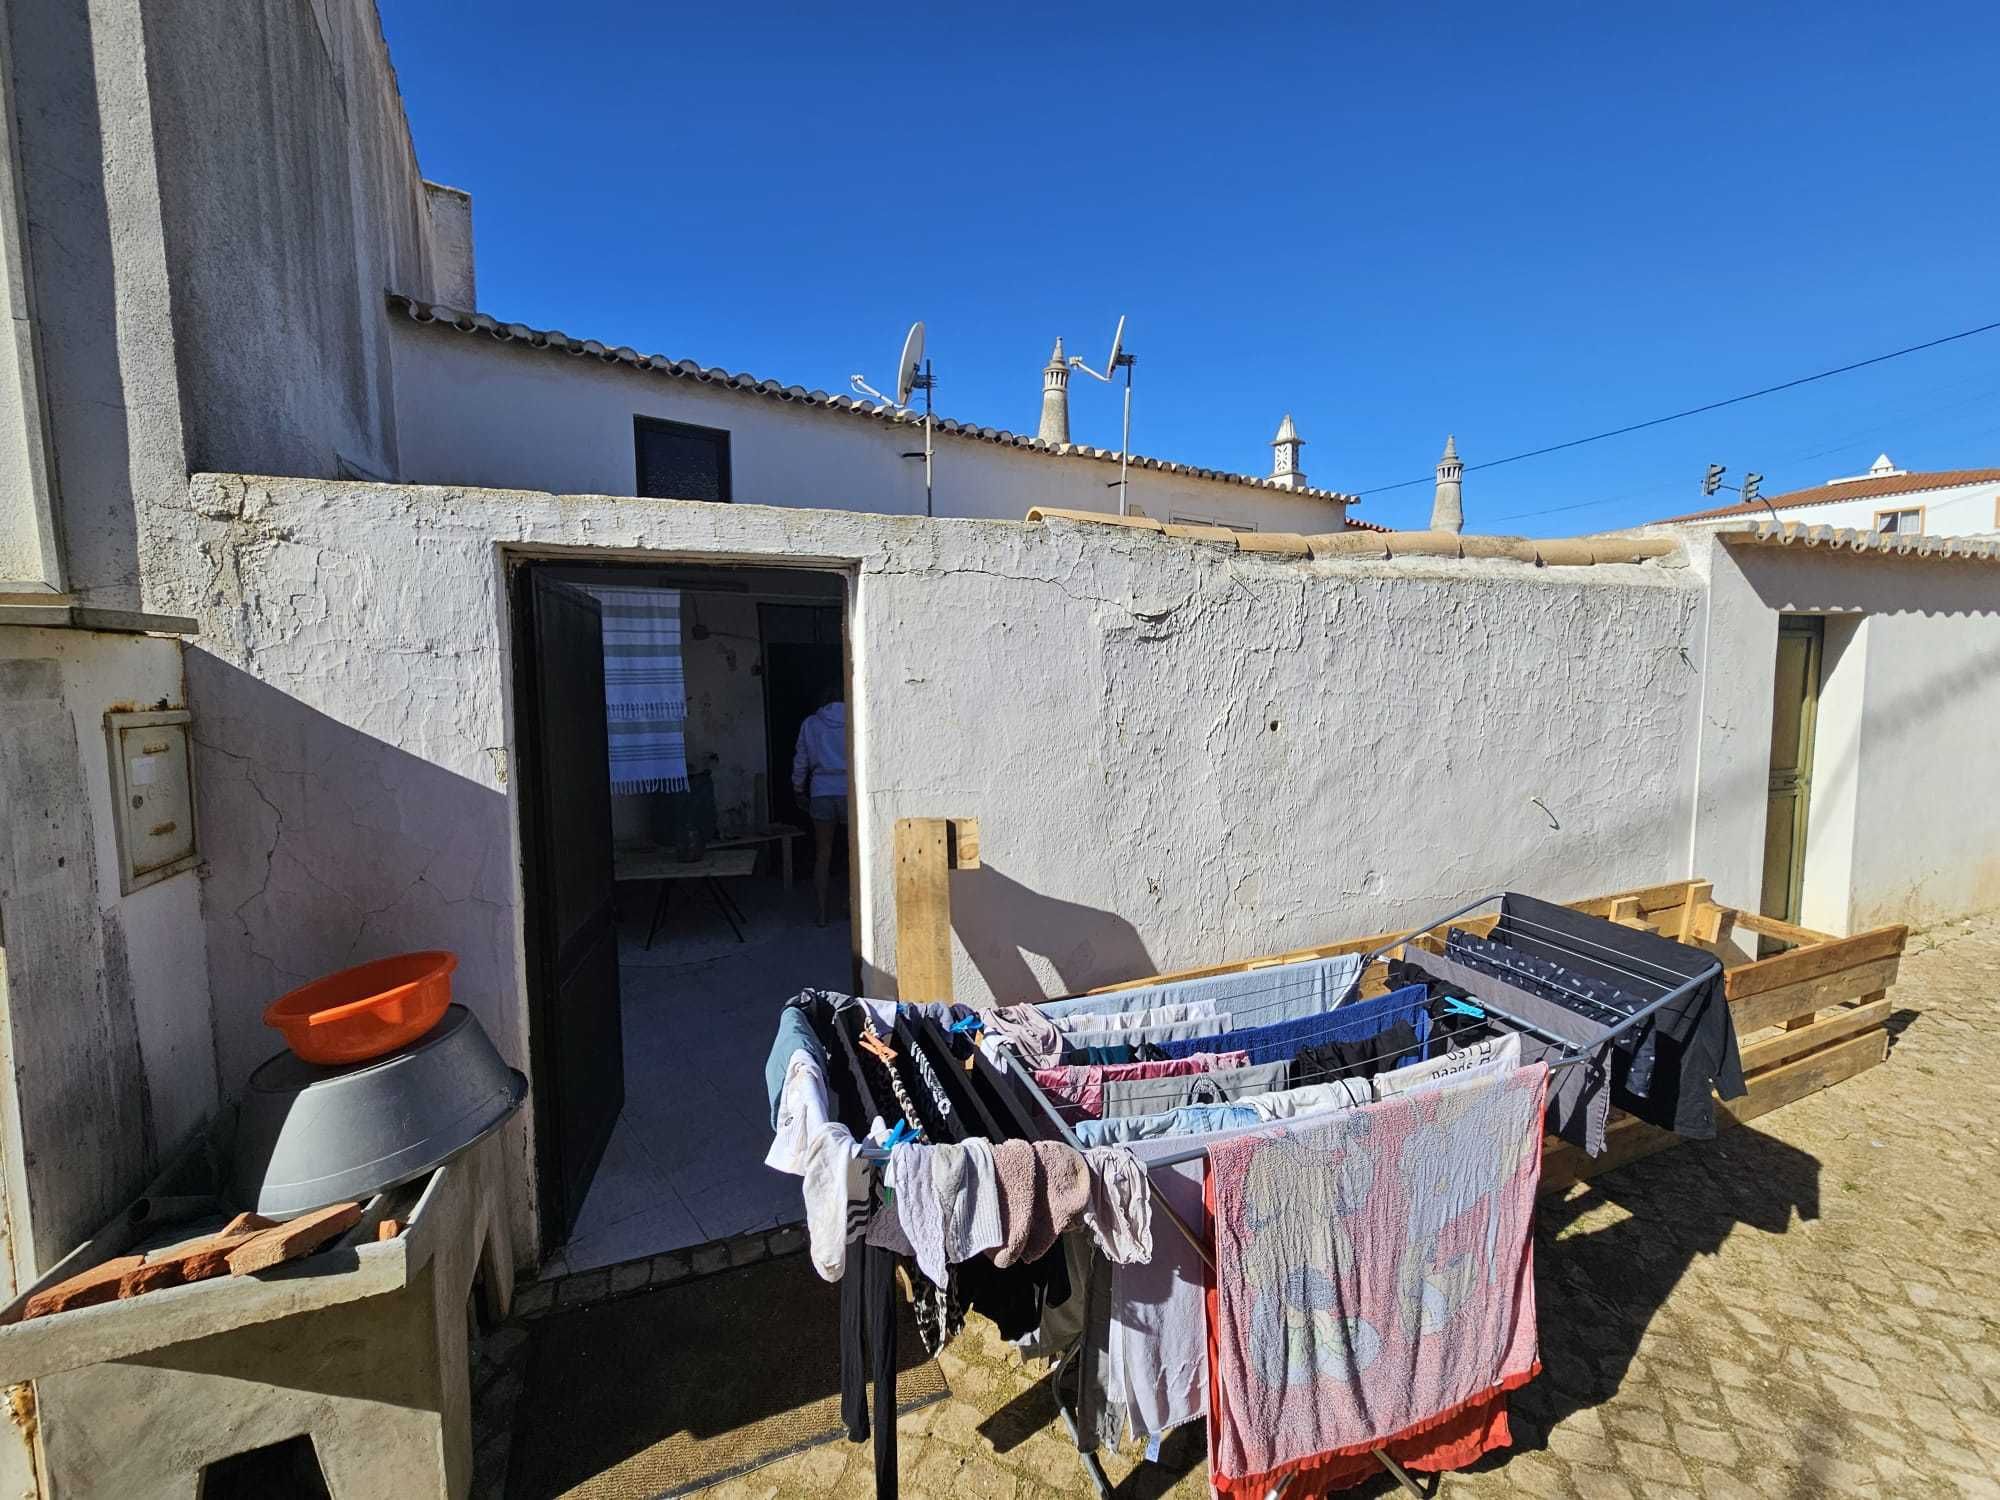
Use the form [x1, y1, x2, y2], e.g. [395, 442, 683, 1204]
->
[696, 915, 2000, 1500]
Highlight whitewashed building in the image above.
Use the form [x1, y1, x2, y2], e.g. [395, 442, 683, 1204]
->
[1, 16, 1999, 1496]
[1662, 453, 2000, 537]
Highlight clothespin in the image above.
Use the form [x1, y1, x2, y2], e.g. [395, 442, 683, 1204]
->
[1441, 996, 1486, 1020]
[948, 1015, 985, 1035]
[859, 1031, 898, 1063]
[884, 1119, 921, 1150]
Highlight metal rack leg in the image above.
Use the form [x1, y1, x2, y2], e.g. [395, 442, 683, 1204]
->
[1056, 1352, 1120, 1500]
[644, 879, 669, 950]
[1373, 1446, 1429, 1496]
[704, 878, 746, 942]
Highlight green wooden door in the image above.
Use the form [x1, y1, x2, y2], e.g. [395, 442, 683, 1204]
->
[1759, 616, 1824, 925]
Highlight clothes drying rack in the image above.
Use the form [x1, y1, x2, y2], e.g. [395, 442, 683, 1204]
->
[966, 890, 1723, 1500]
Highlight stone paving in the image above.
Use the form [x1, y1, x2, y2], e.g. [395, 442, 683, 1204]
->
[494, 914, 2000, 1499]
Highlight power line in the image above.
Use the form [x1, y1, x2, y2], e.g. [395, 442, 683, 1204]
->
[1354, 316, 2000, 497]
[1485, 376, 2000, 526]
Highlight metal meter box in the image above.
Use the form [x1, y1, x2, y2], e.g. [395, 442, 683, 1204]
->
[104, 709, 197, 893]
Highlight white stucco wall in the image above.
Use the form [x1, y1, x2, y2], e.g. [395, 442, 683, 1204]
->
[148, 475, 1700, 1257]
[1690, 532, 2000, 934]
[387, 321, 1356, 535]
[0, 627, 215, 1290]
[1680, 480, 2000, 539]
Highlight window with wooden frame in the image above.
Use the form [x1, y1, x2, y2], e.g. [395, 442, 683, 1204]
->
[633, 417, 732, 503]
[1873, 505, 1923, 535]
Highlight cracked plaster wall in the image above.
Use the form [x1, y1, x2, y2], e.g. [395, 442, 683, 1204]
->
[0, 628, 214, 1292]
[152, 474, 1703, 1258]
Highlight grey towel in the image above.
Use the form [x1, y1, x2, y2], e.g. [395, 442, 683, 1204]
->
[991, 1140, 1091, 1267]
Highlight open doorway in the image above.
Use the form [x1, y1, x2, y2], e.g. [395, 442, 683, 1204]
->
[513, 559, 854, 1274]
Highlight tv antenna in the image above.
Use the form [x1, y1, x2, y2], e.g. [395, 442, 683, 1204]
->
[1069, 315, 1136, 515]
[851, 321, 936, 517]
[1701, 462, 1774, 523]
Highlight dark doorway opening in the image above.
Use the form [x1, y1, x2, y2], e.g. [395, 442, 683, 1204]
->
[512, 558, 854, 1273]
[760, 603, 843, 831]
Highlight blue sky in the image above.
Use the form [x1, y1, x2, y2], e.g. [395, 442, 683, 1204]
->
[381, 2, 2000, 533]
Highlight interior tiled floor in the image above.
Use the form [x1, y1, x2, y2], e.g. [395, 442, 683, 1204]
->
[543, 872, 850, 1277]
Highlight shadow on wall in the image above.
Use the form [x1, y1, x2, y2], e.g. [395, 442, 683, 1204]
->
[950, 863, 1156, 1001]
[18, 0, 141, 605]
[184, 653, 519, 1101]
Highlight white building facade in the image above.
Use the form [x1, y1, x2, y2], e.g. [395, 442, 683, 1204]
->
[1664, 454, 2000, 537]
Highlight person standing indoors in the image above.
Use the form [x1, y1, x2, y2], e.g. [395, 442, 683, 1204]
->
[791, 685, 848, 927]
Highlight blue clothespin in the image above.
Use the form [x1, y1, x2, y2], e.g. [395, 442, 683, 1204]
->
[948, 1015, 985, 1035]
[1441, 996, 1486, 1020]
[884, 1120, 922, 1150]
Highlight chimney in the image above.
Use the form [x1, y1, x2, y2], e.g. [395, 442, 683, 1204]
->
[1269, 413, 1307, 490]
[1039, 337, 1070, 444]
[1430, 434, 1464, 533]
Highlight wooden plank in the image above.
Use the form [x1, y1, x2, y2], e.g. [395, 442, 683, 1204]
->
[946, 817, 980, 870]
[1739, 999, 1891, 1074]
[23, 1257, 145, 1320]
[1540, 1027, 1888, 1195]
[1733, 910, 1837, 947]
[1569, 880, 1697, 920]
[893, 817, 955, 1003]
[224, 1202, 363, 1276]
[1673, 882, 1713, 943]
[1730, 954, 1900, 1035]
[1725, 925, 1906, 1001]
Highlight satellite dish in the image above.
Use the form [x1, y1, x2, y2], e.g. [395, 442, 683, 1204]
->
[895, 321, 926, 407]
[1067, 315, 1138, 516]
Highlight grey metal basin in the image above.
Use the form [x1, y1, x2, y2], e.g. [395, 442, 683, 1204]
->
[232, 1004, 525, 1216]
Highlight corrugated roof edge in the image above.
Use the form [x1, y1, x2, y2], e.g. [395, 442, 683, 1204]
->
[1023, 507, 1680, 567]
[1716, 520, 2000, 562]
[387, 293, 1359, 507]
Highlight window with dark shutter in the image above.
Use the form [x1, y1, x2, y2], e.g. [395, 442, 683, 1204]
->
[634, 417, 732, 502]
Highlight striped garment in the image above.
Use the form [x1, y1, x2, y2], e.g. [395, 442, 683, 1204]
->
[585, 586, 688, 794]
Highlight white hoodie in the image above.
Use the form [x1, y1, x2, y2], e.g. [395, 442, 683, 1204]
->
[791, 702, 848, 800]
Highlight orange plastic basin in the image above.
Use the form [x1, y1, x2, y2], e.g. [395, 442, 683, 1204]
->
[264, 951, 458, 1065]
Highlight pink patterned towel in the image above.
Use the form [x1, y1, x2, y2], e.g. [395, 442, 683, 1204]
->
[1033, 1051, 1249, 1120]
[1205, 1062, 1549, 1496]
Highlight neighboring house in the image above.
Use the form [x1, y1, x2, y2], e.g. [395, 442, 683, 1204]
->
[1660, 454, 2000, 537]
[387, 299, 1360, 532]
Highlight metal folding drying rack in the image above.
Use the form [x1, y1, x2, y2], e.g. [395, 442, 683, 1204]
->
[969, 891, 1723, 1500]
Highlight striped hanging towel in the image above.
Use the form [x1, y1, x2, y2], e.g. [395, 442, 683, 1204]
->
[585, 586, 689, 794]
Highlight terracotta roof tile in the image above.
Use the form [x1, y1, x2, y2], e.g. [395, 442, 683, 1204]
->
[387, 293, 1359, 507]
[1661, 468, 2000, 523]
[1716, 520, 2000, 562]
[1023, 509, 1680, 567]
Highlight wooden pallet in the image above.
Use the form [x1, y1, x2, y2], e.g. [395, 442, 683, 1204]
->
[1075, 877, 1905, 1194]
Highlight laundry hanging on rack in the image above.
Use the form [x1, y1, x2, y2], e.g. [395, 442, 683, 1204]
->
[1040, 951, 1365, 1027]
[1074, 982, 1432, 1069]
[1033, 1053, 1249, 1121]
[1204, 1061, 1550, 1498]
[1053, 998, 1225, 1037]
[1073, 1045, 1520, 1455]
[1393, 948, 1615, 1156]
[1486, 894, 1745, 1137]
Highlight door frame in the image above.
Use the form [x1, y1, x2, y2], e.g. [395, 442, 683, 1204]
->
[508, 551, 862, 1257]
[1763, 614, 1824, 927]
[509, 560, 626, 1259]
